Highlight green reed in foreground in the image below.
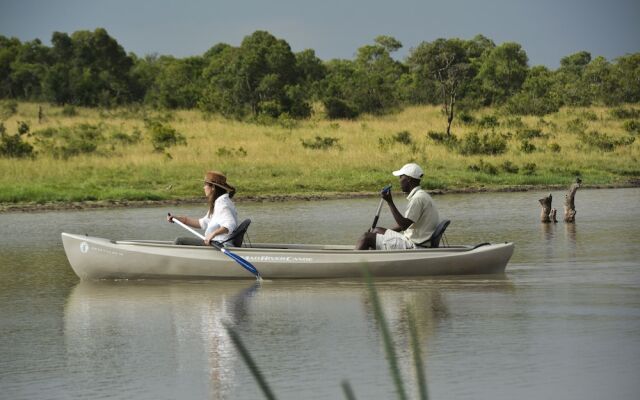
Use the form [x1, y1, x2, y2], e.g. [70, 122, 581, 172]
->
[225, 270, 429, 400]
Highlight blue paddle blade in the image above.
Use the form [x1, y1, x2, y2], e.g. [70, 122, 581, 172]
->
[222, 248, 260, 277]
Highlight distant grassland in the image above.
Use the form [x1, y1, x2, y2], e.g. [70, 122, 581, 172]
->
[0, 102, 638, 205]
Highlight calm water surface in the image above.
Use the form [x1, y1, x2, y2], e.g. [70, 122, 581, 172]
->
[1, 188, 639, 399]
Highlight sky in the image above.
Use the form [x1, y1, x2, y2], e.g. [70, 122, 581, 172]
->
[1, 0, 639, 68]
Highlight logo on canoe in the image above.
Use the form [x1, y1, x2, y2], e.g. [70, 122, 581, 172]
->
[80, 241, 89, 254]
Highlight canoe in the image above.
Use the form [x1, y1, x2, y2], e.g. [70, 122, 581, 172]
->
[61, 232, 514, 280]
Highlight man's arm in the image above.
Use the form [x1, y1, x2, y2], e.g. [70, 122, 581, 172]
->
[382, 191, 414, 232]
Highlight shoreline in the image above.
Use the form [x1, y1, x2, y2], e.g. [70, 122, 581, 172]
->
[1, 182, 638, 213]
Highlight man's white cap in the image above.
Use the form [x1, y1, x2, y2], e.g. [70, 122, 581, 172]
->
[392, 163, 424, 180]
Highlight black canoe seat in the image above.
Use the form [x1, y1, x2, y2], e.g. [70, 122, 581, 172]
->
[220, 219, 251, 247]
[416, 219, 450, 248]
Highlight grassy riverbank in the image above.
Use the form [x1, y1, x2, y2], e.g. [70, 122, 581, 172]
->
[1, 102, 638, 208]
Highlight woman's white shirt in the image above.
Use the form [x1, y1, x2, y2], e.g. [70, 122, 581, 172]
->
[199, 194, 238, 243]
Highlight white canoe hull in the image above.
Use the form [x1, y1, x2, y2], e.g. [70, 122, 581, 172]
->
[61, 233, 514, 280]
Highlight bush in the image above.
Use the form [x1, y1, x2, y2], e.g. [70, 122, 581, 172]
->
[0, 122, 34, 158]
[216, 147, 247, 157]
[468, 159, 498, 175]
[520, 140, 536, 153]
[548, 142, 562, 153]
[579, 130, 635, 152]
[623, 120, 640, 134]
[516, 128, 546, 140]
[457, 131, 507, 155]
[145, 119, 186, 152]
[579, 110, 598, 121]
[477, 115, 500, 129]
[109, 128, 142, 145]
[427, 131, 458, 149]
[610, 107, 640, 119]
[323, 97, 358, 119]
[458, 111, 475, 125]
[566, 118, 587, 134]
[501, 161, 519, 174]
[504, 92, 560, 116]
[522, 162, 537, 175]
[61, 105, 78, 117]
[301, 136, 340, 150]
[0, 100, 18, 120]
[33, 123, 104, 159]
[504, 117, 525, 129]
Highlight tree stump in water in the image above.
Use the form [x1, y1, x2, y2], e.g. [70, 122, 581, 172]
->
[564, 178, 581, 223]
[538, 193, 556, 223]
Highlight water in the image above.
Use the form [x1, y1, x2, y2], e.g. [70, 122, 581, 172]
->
[1, 188, 639, 399]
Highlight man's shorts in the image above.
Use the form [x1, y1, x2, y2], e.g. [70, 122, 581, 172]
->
[375, 229, 415, 250]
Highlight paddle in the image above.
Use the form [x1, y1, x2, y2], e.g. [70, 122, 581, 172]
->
[168, 213, 261, 279]
[371, 185, 392, 231]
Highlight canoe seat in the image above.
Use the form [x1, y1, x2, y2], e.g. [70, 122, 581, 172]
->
[416, 219, 450, 248]
[220, 219, 251, 247]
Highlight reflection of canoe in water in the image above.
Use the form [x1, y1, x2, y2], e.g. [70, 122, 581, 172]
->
[61, 232, 514, 280]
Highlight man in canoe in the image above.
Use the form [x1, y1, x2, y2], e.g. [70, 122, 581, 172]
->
[356, 163, 440, 250]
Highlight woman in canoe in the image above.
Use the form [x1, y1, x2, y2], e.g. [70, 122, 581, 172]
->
[167, 171, 238, 246]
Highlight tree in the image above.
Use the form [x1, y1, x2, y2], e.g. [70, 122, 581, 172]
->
[43, 28, 135, 106]
[613, 53, 640, 103]
[554, 51, 593, 106]
[200, 31, 310, 118]
[407, 38, 473, 135]
[505, 66, 560, 116]
[476, 42, 528, 105]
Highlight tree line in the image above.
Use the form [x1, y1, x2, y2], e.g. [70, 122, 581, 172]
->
[1, 28, 639, 122]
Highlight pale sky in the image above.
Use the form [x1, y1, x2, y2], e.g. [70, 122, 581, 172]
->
[1, 0, 638, 67]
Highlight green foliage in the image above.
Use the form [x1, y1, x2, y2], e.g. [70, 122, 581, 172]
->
[566, 118, 587, 134]
[504, 117, 525, 128]
[458, 111, 475, 125]
[623, 119, 640, 134]
[33, 123, 104, 159]
[457, 131, 507, 155]
[300, 136, 340, 150]
[578, 130, 635, 151]
[516, 128, 546, 140]
[548, 142, 562, 152]
[0, 100, 18, 120]
[501, 160, 519, 173]
[522, 162, 537, 175]
[216, 146, 247, 157]
[468, 159, 498, 174]
[144, 119, 186, 151]
[504, 66, 560, 116]
[610, 107, 640, 119]
[379, 130, 413, 149]
[477, 115, 500, 128]
[476, 42, 529, 104]
[0, 122, 34, 158]
[323, 97, 358, 119]
[200, 31, 311, 119]
[109, 128, 142, 145]
[520, 139, 536, 153]
[427, 131, 459, 150]
[61, 105, 77, 116]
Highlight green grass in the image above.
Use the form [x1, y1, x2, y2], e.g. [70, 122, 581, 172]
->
[1, 102, 638, 205]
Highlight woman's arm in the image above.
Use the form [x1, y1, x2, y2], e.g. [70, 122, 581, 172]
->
[167, 214, 201, 229]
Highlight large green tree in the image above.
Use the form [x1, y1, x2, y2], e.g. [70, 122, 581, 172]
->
[43, 28, 135, 106]
[476, 42, 528, 104]
[200, 31, 310, 118]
